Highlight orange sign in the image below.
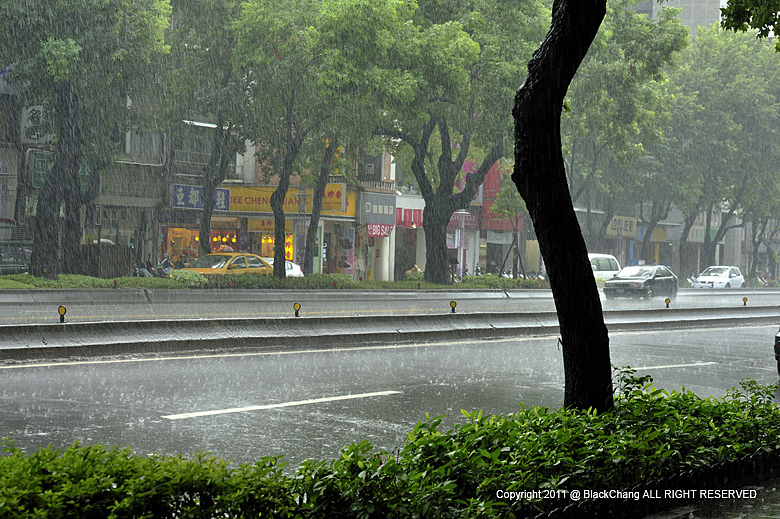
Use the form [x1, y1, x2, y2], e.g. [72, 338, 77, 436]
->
[248, 218, 292, 232]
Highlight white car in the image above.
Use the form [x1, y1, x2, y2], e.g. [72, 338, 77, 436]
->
[263, 258, 304, 277]
[588, 253, 621, 280]
[693, 266, 745, 288]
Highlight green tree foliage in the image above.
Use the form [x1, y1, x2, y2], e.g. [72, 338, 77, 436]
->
[722, 0, 780, 49]
[0, 0, 171, 278]
[663, 26, 780, 274]
[561, 1, 688, 252]
[233, 0, 323, 277]
[296, 0, 415, 276]
[234, 0, 409, 277]
[722, 1, 780, 280]
[377, 0, 549, 284]
[166, 0, 246, 257]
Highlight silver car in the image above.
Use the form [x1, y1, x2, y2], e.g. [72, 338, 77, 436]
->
[693, 266, 745, 288]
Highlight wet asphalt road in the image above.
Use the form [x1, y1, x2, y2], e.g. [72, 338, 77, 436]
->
[1, 324, 776, 471]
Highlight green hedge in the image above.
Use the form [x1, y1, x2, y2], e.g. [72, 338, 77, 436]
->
[4, 370, 780, 518]
[0, 272, 549, 290]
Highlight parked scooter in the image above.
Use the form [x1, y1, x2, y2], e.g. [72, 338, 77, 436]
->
[133, 264, 153, 277]
[159, 255, 174, 276]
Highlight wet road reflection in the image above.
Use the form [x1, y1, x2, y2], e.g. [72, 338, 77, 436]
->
[1, 325, 776, 470]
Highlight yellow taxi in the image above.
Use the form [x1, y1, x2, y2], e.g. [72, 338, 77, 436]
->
[181, 253, 272, 275]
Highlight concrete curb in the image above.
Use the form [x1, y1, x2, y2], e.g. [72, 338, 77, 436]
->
[0, 288, 520, 306]
[1, 305, 778, 361]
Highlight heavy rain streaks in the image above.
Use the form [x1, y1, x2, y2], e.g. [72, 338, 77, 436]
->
[1, 325, 775, 469]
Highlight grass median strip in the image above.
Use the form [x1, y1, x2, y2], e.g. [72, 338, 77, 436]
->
[161, 390, 403, 420]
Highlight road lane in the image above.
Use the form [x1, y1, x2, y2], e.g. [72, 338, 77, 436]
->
[1, 325, 776, 471]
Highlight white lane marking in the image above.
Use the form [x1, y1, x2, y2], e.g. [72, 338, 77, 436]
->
[162, 390, 403, 420]
[633, 362, 717, 371]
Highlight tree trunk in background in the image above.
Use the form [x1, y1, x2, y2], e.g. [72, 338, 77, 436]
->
[422, 202, 453, 284]
[678, 212, 697, 279]
[271, 173, 291, 279]
[512, 0, 612, 412]
[199, 113, 231, 257]
[59, 81, 85, 275]
[303, 142, 337, 275]
[30, 81, 82, 279]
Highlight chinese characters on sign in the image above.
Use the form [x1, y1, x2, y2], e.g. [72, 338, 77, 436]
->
[172, 184, 230, 211]
[31, 151, 94, 193]
[360, 192, 396, 226]
[606, 216, 637, 238]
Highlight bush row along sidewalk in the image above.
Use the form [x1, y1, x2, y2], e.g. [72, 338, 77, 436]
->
[0, 272, 546, 290]
[3, 370, 780, 518]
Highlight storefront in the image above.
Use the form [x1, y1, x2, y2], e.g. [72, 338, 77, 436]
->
[477, 161, 534, 276]
[606, 215, 637, 268]
[164, 182, 356, 271]
[446, 208, 480, 277]
[315, 193, 355, 277]
[247, 217, 292, 259]
[394, 194, 426, 280]
[357, 192, 395, 281]
[158, 208, 200, 267]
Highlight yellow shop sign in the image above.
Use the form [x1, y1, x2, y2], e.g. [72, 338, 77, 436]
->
[226, 184, 349, 214]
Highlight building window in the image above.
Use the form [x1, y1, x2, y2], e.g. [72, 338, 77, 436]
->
[119, 129, 163, 164]
[172, 124, 213, 166]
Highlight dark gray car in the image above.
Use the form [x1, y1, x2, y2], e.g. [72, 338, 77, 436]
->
[603, 264, 678, 300]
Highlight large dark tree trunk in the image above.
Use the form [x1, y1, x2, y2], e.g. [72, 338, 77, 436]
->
[30, 80, 83, 279]
[422, 137, 503, 285]
[303, 141, 336, 275]
[512, 0, 612, 412]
